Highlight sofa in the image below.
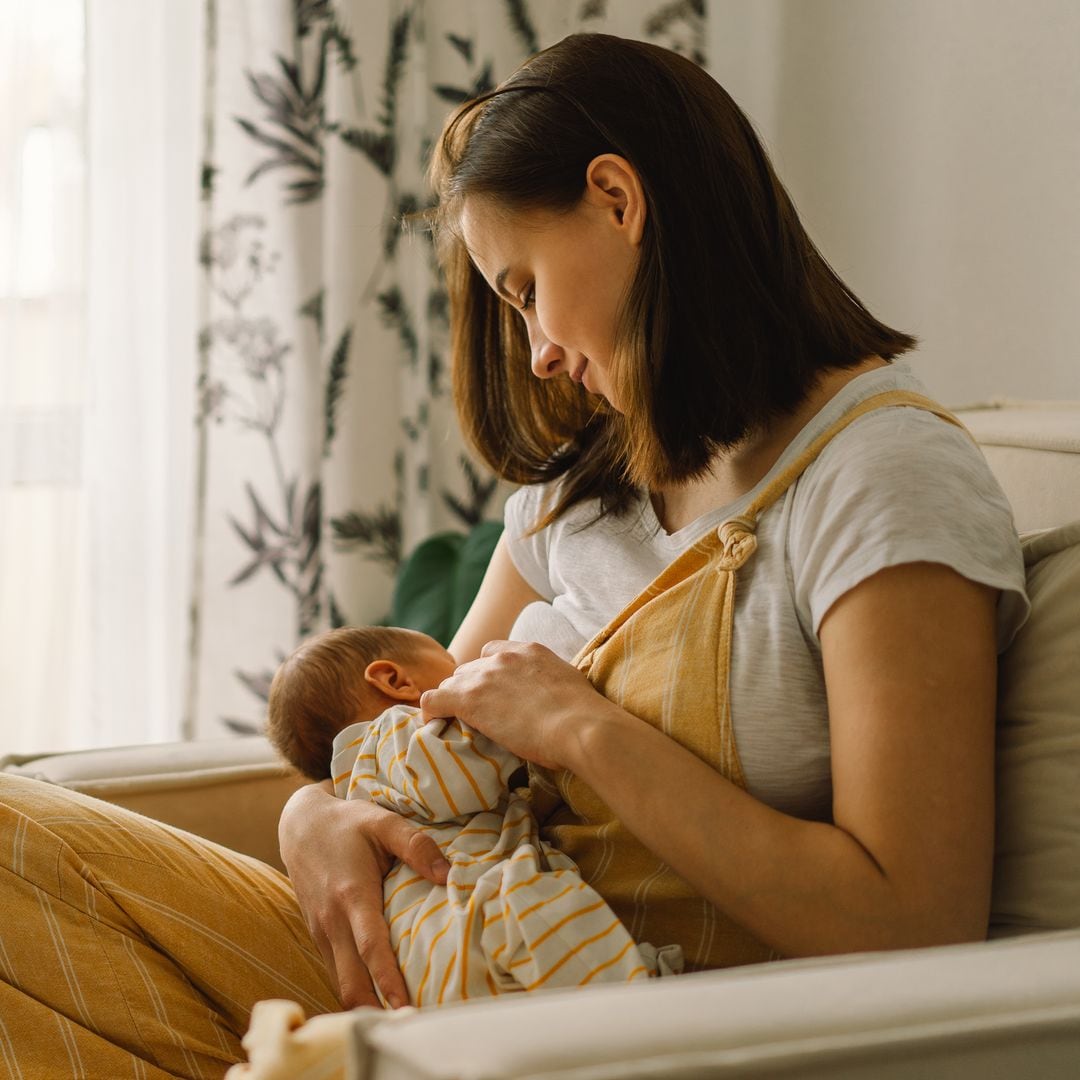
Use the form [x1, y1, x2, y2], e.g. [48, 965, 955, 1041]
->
[4, 398, 1080, 1078]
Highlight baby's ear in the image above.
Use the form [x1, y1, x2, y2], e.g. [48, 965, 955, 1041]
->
[364, 659, 423, 702]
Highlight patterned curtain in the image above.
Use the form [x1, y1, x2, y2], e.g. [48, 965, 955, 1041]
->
[190, 0, 705, 738]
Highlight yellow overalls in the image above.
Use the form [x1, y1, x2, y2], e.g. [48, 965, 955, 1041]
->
[531, 390, 965, 971]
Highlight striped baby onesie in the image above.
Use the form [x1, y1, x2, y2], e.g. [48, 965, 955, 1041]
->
[330, 705, 679, 1006]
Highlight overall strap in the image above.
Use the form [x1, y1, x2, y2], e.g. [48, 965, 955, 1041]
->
[713, 390, 967, 571]
[578, 389, 966, 657]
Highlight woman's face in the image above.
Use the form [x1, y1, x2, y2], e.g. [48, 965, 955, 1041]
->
[458, 156, 644, 412]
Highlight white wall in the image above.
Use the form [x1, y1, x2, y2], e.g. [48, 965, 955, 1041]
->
[709, 0, 1080, 405]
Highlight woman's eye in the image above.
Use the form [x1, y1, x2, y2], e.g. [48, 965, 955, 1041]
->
[520, 285, 535, 312]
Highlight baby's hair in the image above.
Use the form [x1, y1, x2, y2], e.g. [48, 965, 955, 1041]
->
[267, 626, 424, 781]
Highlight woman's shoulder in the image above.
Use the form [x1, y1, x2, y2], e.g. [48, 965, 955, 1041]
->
[791, 361, 1002, 505]
[792, 391, 1016, 546]
[818, 400, 991, 477]
[503, 481, 546, 537]
[503, 479, 574, 546]
[803, 401, 1005, 515]
[787, 398, 1028, 648]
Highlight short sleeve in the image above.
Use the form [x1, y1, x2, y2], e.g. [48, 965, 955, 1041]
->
[503, 484, 556, 601]
[789, 407, 1030, 653]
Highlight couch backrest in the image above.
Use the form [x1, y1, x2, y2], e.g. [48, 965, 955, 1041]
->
[958, 401, 1080, 533]
[958, 400, 1080, 936]
[990, 520, 1080, 936]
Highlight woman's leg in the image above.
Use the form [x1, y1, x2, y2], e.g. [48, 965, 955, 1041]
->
[0, 774, 339, 1079]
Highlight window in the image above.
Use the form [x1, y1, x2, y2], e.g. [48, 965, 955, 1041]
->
[0, 2, 90, 752]
[1, 1, 201, 753]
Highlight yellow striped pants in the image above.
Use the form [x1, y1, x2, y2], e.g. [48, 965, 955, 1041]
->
[0, 774, 338, 1079]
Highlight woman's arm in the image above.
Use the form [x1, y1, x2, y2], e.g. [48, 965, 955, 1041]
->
[422, 561, 999, 956]
[449, 533, 545, 663]
[279, 533, 543, 1008]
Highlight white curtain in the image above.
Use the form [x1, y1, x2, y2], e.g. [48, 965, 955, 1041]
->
[1, 3, 90, 752]
[0, 1, 203, 753]
[189, 0, 706, 739]
[2, 0, 705, 752]
[82, 0, 203, 748]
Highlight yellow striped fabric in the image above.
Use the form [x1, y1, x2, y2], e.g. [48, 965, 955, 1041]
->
[0, 773, 339, 1078]
[331, 705, 654, 1005]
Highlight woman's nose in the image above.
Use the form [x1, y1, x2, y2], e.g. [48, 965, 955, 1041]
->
[529, 326, 565, 379]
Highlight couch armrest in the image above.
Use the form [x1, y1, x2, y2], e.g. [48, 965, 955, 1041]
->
[345, 929, 1080, 1079]
[0, 737, 304, 873]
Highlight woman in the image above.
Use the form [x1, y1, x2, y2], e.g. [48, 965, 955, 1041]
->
[279, 32, 1027, 1012]
[0, 32, 1026, 1076]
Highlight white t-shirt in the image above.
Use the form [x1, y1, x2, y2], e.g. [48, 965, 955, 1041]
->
[504, 361, 1029, 822]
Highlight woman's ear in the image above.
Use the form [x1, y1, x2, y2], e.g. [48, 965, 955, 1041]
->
[364, 659, 423, 703]
[584, 154, 646, 247]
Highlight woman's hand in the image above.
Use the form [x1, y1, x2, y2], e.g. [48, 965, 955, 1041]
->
[278, 782, 450, 1009]
[419, 640, 612, 770]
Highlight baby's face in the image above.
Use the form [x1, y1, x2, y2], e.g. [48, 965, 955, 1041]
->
[403, 631, 459, 693]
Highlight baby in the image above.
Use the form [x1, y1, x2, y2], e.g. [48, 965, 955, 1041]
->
[267, 626, 681, 1007]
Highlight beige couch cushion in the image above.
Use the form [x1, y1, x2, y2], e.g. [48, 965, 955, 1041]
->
[958, 401, 1080, 532]
[991, 520, 1080, 935]
[0, 737, 303, 873]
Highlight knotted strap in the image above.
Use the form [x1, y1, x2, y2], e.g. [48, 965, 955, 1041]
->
[715, 516, 758, 571]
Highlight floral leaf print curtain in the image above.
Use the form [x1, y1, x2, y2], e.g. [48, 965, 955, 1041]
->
[190, 0, 706, 738]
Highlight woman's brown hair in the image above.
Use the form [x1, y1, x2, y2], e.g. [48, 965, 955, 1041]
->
[428, 33, 916, 523]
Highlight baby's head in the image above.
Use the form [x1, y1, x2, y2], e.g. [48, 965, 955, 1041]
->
[267, 626, 457, 781]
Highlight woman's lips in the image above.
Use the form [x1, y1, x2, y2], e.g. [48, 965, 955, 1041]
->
[571, 360, 588, 385]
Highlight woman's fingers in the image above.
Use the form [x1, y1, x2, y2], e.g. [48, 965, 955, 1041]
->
[298, 878, 380, 1009]
[372, 803, 451, 884]
[309, 923, 349, 1006]
[329, 891, 395, 1009]
[312, 819, 408, 1009]
[281, 788, 436, 1011]
[313, 866, 397, 1009]
[323, 805, 450, 1008]
[342, 905, 409, 1010]
[418, 685, 448, 721]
